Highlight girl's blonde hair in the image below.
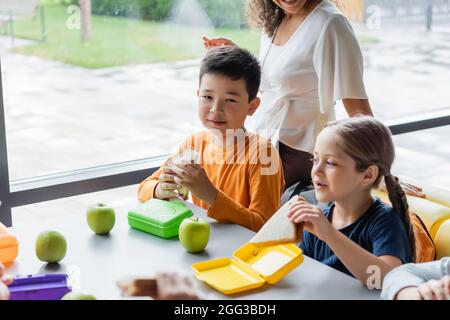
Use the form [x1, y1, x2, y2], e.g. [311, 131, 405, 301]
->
[325, 116, 416, 262]
[246, 0, 342, 37]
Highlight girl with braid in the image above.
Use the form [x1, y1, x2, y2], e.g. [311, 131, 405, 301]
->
[288, 116, 414, 288]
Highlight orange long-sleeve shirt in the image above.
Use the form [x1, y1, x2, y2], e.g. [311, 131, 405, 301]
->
[138, 130, 285, 232]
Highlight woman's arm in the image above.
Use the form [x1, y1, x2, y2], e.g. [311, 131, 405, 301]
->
[343, 98, 373, 117]
[381, 257, 450, 300]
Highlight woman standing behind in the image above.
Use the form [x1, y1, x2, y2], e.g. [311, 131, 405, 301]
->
[204, 0, 373, 189]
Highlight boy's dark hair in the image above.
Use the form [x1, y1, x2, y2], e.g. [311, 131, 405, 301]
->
[199, 46, 261, 101]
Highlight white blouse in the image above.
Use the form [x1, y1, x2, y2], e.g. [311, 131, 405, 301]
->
[247, 0, 368, 154]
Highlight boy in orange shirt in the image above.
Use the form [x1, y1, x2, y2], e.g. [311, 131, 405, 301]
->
[138, 46, 285, 232]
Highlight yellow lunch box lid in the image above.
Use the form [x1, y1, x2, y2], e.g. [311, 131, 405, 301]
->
[192, 242, 303, 295]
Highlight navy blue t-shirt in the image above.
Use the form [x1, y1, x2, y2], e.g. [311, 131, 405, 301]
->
[300, 198, 412, 277]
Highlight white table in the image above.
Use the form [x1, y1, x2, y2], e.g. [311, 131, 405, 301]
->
[6, 201, 380, 300]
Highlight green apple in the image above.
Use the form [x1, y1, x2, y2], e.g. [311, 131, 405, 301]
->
[35, 230, 67, 263]
[179, 217, 210, 253]
[86, 203, 116, 235]
[61, 292, 96, 300]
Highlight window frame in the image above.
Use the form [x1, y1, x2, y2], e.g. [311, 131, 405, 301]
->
[1, 61, 449, 227]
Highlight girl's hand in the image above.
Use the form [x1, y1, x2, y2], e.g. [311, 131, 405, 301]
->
[202, 35, 237, 49]
[287, 198, 335, 242]
[171, 162, 218, 206]
[0, 263, 12, 300]
[155, 166, 184, 200]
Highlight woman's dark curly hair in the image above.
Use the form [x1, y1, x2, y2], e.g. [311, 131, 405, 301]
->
[247, 0, 342, 37]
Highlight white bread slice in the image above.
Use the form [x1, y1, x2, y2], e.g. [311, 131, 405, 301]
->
[250, 197, 304, 245]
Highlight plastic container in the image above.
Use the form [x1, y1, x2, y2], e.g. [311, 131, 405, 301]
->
[373, 189, 450, 238]
[8, 274, 71, 300]
[435, 219, 450, 259]
[0, 223, 19, 264]
[192, 243, 303, 295]
[128, 199, 193, 239]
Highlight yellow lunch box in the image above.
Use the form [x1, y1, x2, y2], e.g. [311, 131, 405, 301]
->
[192, 242, 303, 295]
[373, 189, 450, 239]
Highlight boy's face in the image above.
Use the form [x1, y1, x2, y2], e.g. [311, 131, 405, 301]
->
[197, 73, 260, 134]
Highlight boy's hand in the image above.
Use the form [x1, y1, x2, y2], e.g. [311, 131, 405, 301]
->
[171, 162, 218, 206]
[287, 198, 335, 243]
[0, 263, 12, 300]
[202, 35, 237, 49]
[155, 167, 186, 200]
[396, 276, 450, 300]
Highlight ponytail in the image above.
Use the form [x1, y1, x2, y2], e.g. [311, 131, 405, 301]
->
[384, 174, 416, 262]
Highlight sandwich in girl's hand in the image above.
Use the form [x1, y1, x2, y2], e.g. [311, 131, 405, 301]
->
[250, 196, 306, 246]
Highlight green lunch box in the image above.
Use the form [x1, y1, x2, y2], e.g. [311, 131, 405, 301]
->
[128, 199, 193, 239]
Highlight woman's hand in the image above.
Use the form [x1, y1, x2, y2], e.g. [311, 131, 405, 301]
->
[202, 35, 237, 49]
[171, 162, 219, 206]
[287, 197, 335, 242]
[379, 179, 425, 198]
[0, 263, 12, 300]
[401, 181, 425, 198]
[396, 276, 450, 300]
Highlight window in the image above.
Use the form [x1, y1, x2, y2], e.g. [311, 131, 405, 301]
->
[392, 125, 450, 187]
[1, 0, 449, 226]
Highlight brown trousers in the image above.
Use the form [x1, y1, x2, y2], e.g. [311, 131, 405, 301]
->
[278, 141, 313, 189]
